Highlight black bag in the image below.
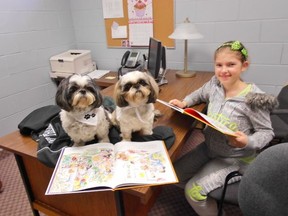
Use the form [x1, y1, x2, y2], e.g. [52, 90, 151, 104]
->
[37, 115, 73, 167]
[18, 105, 61, 137]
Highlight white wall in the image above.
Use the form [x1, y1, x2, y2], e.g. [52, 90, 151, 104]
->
[71, 0, 288, 95]
[0, 0, 288, 137]
[0, 0, 75, 136]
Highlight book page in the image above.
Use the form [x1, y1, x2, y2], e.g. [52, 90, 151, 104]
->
[156, 99, 236, 136]
[184, 108, 236, 136]
[111, 140, 178, 189]
[46, 143, 116, 195]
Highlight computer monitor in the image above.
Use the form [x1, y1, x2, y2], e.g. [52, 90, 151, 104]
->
[161, 45, 166, 71]
[147, 37, 162, 80]
[147, 37, 168, 85]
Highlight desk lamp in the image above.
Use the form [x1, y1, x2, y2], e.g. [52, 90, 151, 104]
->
[169, 18, 203, 78]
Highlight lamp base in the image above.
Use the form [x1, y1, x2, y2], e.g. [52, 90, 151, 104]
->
[175, 70, 196, 78]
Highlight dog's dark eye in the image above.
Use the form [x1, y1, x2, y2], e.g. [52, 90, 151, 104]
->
[123, 83, 132, 91]
[69, 86, 78, 94]
[138, 79, 147, 86]
[86, 86, 96, 93]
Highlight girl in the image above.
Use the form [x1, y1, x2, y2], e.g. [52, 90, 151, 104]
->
[170, 41, 278, 215]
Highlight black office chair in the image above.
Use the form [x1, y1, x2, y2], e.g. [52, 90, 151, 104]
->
[208, 172, 242, 216]
[270, 85, 288, 144]
[238, 143, 288, 216]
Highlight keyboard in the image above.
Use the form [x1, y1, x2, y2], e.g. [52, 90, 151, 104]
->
[87, 70, 110, 79]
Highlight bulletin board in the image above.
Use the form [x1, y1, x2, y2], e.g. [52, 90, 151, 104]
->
[104, 0, 175, 48]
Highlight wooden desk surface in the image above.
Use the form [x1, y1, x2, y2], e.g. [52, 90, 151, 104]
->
[0, 70, 214, 216]
[95, 71, 118, 88]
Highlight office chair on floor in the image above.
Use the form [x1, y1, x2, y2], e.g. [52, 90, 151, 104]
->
[238, 143, 288, 216]
[208, 171, 242, 216]
[270, 85, 288, 144]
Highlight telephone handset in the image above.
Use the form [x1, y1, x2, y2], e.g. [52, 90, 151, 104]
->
[121, 51, 140, 68]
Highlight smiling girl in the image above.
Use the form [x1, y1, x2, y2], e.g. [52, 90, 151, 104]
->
[169, 41, 278, 215]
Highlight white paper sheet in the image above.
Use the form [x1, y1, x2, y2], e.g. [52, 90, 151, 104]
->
[102, 0, 124, 18]
[111, 21, 127, 39]
[129, 23, 153, 46]
[127, 0, 154, 46]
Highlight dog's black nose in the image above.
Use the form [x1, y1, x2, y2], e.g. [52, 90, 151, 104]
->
[79, 90, 86, 95]
[134, 83, 140, 89]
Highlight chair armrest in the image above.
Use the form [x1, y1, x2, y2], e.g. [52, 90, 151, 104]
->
[271, 108, 288, 115]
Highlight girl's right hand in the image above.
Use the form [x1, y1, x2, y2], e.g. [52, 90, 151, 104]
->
[169, 99, 187, 108]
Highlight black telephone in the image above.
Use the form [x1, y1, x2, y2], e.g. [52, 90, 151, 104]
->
[121, 50, 140, 68]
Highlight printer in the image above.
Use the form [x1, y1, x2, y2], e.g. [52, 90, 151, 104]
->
[49, 50, 95, 78]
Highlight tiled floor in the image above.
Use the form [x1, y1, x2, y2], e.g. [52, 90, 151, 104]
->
[0, 150, 33, 216]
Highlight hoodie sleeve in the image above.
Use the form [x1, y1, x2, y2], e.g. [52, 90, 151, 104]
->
[244, 93, 278, 150]
[183, 76, 219, 107]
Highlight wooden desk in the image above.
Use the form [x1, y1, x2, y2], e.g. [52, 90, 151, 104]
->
[0, 70, 213, 216]
[95, 71, 118, 88]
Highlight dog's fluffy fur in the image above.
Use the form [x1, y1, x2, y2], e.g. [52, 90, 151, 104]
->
[112, 71, 159, 141]
[55, 74, 111, 146]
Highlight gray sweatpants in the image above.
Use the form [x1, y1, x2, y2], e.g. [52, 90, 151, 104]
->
[174, 142, 245, 216]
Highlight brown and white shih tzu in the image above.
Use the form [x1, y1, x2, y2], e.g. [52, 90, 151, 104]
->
[56, 74, 111, 146]
[112, 71, 159, 141]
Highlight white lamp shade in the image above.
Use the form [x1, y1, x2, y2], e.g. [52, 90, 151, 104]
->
[169, 19, 203, 40]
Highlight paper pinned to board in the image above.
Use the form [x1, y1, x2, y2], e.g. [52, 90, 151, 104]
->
[102, 0, 124, 18]
[111, 21, 127, 39]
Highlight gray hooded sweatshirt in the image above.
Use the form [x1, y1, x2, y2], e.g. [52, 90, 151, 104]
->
[183, 75, 278, 159]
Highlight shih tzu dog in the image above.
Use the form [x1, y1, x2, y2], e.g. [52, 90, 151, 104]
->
[112, 71, 159, 141]
[56, 74, 111, 146]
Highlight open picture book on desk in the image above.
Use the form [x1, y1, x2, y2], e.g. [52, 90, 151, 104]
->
[157, 99, 236, 137]
[46, 140, 178, 195]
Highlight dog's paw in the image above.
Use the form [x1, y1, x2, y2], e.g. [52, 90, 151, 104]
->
[154, 109, 163, 121]
[120, 133, 132, 141]
[98, 137, 110, 143]
[72, 142, 84, 147]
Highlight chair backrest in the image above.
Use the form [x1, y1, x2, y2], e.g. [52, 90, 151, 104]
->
[238, 143, 288, 216]
[277, 85, 288, 109]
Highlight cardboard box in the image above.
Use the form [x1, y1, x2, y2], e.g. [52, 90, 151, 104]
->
[50, 50, 93, 75]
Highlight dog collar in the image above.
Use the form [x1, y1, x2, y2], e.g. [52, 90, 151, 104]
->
[73, 108, 100, 126]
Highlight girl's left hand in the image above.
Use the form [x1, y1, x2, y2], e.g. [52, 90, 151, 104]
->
[228, 131, 248, 148]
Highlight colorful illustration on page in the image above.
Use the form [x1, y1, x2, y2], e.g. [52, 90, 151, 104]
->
[49, 148, 115, 193]
[115, 149, 167, 182]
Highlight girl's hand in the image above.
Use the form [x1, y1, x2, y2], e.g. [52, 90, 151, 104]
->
[169, 99, 187, 108]
[228, 131, 248, 148]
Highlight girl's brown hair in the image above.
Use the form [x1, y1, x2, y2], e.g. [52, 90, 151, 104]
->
[215, 40, 248, 63]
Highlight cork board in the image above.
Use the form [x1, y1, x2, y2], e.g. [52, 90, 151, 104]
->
[104, 0, 174, 48]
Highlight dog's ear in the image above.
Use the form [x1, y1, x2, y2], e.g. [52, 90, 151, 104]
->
[89, 78, 103, 108]
[147, 74, 159, 104]
[55, 77, 73, 111]
[114, 80, 129, 107]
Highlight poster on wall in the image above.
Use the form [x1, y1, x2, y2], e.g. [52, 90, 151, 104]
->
[127, 0, 153, 46]
[102, 0, 124, 18]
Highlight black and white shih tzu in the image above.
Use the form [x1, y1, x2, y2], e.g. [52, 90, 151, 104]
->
[112, 71, 159, 141]
[55, 74, 111, 146]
